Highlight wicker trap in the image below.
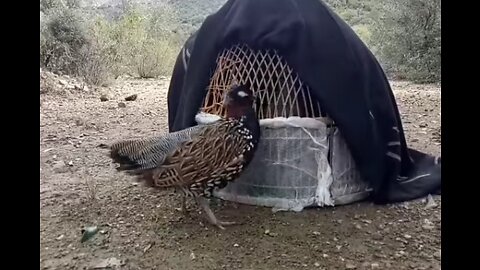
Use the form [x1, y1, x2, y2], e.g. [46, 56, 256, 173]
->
[202, 44, 325, 119]
[199, 44, 370, 210]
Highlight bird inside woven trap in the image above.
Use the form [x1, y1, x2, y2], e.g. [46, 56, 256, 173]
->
[108, 84, 261, 229]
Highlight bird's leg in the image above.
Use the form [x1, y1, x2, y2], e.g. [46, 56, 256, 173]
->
[175, 194, 190, 216]
[195, 196, 236, 230]
[174, 196, 190, 217]
[181, 196, 190, 216]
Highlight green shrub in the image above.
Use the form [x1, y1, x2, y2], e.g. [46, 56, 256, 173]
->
[40, 5, 88, 75]
[371, 0, 441, 82]
[39, 2, 182, 85]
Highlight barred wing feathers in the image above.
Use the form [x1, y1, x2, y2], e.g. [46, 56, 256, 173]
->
[139, 120, 250, 196]
[110, 125, 204, 173]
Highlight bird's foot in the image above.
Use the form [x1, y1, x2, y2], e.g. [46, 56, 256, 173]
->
[196, 197, 236, 230]
[215, 220, 237, 230]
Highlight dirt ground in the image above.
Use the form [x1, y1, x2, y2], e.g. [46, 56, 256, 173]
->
[40, 74, 441, 270]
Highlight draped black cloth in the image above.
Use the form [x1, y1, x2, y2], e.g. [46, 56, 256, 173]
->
[167, 0, 441, 203]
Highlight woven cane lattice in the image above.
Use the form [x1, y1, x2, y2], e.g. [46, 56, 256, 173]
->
[201, 44, 324, 119]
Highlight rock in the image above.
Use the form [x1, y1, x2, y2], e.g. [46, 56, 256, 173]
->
[143, 242, 154, 253]
[264, 229, 277, 237]
[91, 257, 123, 269]
[125, 94, 138, 101]
[346, 263, 356, 269]
[81, 226, 99, 243]
[100, 95, 109, 102]
[422, 219, 435, 230]
[118, 102, 126, 108]
[53, 161, 69, 173]
[422, 224, 434, 230]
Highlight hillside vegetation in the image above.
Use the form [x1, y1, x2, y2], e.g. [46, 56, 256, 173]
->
[40, 0, 441, 86]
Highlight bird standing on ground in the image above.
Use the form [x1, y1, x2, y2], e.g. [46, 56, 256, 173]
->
[109, 84, 261, 229]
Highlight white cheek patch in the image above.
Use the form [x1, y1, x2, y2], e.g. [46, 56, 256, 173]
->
[237, 90, 249, 97]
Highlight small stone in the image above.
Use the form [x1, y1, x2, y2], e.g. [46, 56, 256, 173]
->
[81, 226, 99, 243]
[56, 234, 65, 240]
[53, 161, 69, 173]
[91, 257, 122, 269]
[100, 95, 108, 102]
[233, 243, 239, 247]
[404, 234, 412, 239]
[422, 224, 435, 230]
[143, 242, 154, 253]
[118, 102, 126, 108]
[346, 263, 356, 269]
[314, 262, 320, 267]
[72, 253, 86, 260]
[125, 94, 138, 101]
[371, 263, 380, 268]
[190, 252, 196, 260]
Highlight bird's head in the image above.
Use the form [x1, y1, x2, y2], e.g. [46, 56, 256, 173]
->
[224, 83, 254, 107]
[224, 83, 256, 119]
